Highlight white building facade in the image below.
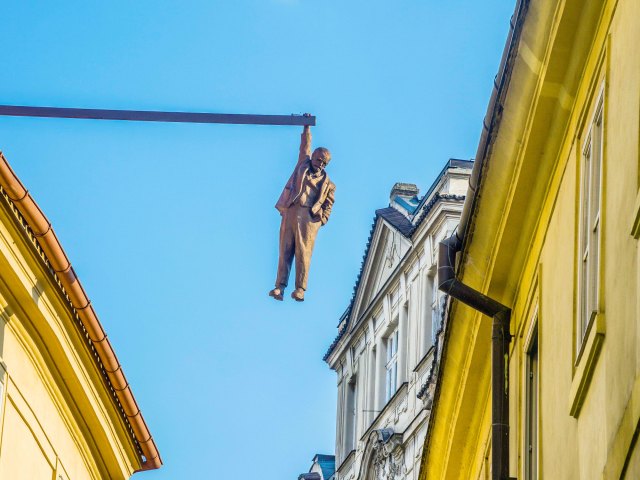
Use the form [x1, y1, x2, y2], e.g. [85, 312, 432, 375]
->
[323, 159, 471, 480]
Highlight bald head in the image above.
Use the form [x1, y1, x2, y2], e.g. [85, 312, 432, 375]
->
[311, 147, 331, 172]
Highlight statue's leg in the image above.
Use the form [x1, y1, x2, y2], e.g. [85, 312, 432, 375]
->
[293, 206, 321, 291]
[276, 209, 295, 288]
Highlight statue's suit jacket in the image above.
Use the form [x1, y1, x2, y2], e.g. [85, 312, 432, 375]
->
[275, 129, 335, 225]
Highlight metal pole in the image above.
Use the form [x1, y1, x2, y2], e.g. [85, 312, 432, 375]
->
[0, 105, 316, 126]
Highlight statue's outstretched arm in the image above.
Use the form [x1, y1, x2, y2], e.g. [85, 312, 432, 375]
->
[298, 124, 311, 165]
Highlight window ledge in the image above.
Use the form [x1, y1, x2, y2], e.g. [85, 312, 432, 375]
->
[360, 382, 408, 442]
[413, 345, 435, 373]
[336, 449, 356, 473]
[569, 312, 605, 418]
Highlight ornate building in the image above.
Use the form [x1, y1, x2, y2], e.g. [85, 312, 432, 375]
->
[323, 160, 471, 480]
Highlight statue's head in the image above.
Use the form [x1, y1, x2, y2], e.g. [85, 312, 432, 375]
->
[311, 147, 331, 172]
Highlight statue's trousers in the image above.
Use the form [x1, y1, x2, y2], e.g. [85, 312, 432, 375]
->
[276, 205, 321, 290]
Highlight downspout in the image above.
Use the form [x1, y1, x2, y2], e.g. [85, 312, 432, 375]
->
[438, 236, 511, 480]
[434, 1, 528, 479]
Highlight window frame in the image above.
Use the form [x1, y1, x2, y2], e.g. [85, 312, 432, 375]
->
[570, 74, 607, 418]
[524, 321, 539, 480]
[420, 269, 436, 358]
[576, 90, 604, 355]
[385, 329, 398, 402]
[430, 273, 440, 345]
[344, 376, 357, 453]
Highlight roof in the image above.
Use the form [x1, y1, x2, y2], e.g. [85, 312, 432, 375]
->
[314, 454, 336, 479]
[323, 306, 351, 362]
[323, 160, 468, 362]
[0, 152, 161, 471]
[414, 158, 473, 213]
[299, 474, 321, 480]
[375, 207, 414, 236]
[298, 454, 335, 480]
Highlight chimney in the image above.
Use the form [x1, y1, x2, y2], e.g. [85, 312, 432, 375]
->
[390, 183, 420, 217]
[390, 183, 419, 203]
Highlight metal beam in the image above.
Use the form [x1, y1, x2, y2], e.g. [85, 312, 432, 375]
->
[0, 105, 316, 126]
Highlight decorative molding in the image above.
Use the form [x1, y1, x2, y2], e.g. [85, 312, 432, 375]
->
[569, 312, 605, 417]
[394, 393, 408, 423]
[361, 429, 405, 480]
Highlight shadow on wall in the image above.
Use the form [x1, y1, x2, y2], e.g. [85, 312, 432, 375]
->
[30, 279, 44, 309]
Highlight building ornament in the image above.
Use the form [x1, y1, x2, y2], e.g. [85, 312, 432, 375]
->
[384, 232, 400, 269]
[359, 429, 405, 480]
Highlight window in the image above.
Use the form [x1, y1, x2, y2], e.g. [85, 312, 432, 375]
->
[525, 326, 539, 480]
[431, 276, 441, 344]
[570, 79, 606, 417]
[368, 348, 377, 424]
[578, 93, 604, 349]
[385, 329, 398, 401]
[345, 378, 357, 453]
[421, 271, 436, 356]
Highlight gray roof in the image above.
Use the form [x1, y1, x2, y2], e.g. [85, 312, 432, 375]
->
[375, 207, 415, 237]
[298, 474, 321, 480]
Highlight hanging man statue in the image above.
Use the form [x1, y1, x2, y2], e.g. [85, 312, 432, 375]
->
[269, 120, 335, 302]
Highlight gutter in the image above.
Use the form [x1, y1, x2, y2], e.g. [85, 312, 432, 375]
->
[428, 1, 530, 480]
[0, 152, 161, 471]
[457, 0, 529, 246]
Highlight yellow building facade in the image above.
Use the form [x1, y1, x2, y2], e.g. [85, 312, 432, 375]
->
[419, 0, 640, 478]
[0, 154, 161, 479]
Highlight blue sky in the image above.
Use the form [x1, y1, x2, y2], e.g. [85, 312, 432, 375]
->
[1, 2, 514, 478]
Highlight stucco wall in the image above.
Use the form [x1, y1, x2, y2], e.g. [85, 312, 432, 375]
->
[0, 199, 138, 479]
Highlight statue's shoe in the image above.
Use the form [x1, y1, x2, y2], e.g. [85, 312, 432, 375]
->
[269, 288, 284, 301]
[291, 288, 305, 302]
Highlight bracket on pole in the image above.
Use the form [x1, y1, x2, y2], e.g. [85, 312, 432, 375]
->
[0, 105, 316, 126]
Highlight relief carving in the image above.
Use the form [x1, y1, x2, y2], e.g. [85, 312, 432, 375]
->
[364, 429, 405, 480]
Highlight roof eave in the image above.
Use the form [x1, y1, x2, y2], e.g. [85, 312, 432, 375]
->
[418, 0, 530, 475]
[0, 151, 162, 471]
